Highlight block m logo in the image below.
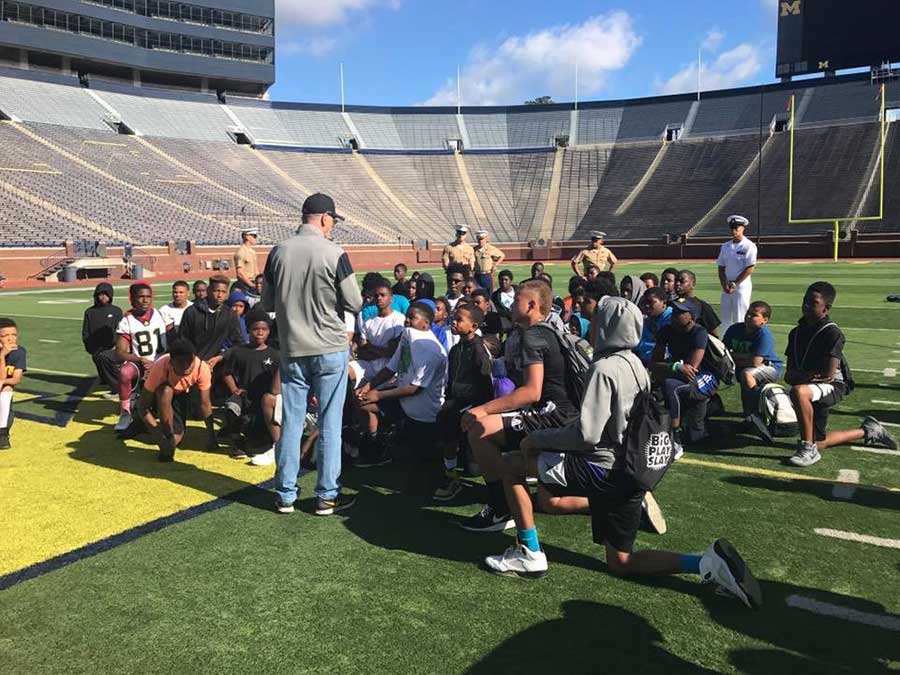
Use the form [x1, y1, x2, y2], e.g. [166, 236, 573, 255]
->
[781, 1, 801, 16]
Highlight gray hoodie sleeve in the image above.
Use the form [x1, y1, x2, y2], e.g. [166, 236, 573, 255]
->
[336, 252, 363, 315]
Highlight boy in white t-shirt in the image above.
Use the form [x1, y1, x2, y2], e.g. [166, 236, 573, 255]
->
[159, 280, 193, 330]
[354, 302, 448, 467]
[348, 279, 406, 387]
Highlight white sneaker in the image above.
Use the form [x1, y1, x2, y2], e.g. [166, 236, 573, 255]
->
[114, 412, 132, 432]
[642, 492, 667, 534]
[672, 440, 684, 462]
[101, 391, 119, 400]
[250, 446, 276, 466]
[699, 538, 763, 609]
[484, 544, 548, 578]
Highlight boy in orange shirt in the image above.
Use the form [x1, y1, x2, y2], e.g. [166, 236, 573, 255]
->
[138, 338, 216, 462]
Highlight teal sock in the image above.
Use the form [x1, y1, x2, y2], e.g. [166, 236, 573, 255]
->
[517, 527, 540, 553]
[679, 554, 702, 574]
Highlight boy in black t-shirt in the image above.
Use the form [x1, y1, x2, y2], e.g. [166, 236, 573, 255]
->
[433, 305, 494, 501]
[652, 299, 718, 450]
[460, 280, 578, 532]
[785, 282, 896, 467]
[0, 318, 26, 449]
[223, 311, 281, 463]
[674, 269, 720, 335]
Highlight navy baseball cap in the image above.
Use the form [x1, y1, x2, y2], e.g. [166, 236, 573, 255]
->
[671, 297, 700, 318]
[302, 193, 344, 221]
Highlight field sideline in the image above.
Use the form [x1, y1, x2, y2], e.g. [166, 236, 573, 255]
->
[1, 260, 899, 673]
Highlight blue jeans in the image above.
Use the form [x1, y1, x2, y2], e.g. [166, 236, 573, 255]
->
[275, 350, 349, 504]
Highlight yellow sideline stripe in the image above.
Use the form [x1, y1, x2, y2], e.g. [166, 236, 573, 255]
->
[679, 457, 900, 493]
[0, 413, 272, 577]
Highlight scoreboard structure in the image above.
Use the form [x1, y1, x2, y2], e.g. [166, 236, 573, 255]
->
[776, 0, 900, 78]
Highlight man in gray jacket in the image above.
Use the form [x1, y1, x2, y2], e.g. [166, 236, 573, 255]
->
[483, 297, 762, 610]
[261, 193, 363, 515]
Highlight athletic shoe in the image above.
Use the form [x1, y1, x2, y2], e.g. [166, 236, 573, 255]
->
[862, 416, 898, 450]
[433, 473, 464, 501]
[789, 442, 821, 467]
[275, 499, 295, 514]
[230, 439, 249, 460]
[672, 440, 684, 462]
[315, 493, 356, 516]
[101, 391, 119, 400]
[158, 433, 176, 462]
[355, 445, 391, 468]
[0, 433, 10, 450]
[749, 413, 774, 443]
[484, 544, 548, 578]
[459, 504, 515, 532]
[641, 492, 667, 535]
[114, 412, 133, 432]
[699, 538, 763, 610]
[250, 446, 275, 467]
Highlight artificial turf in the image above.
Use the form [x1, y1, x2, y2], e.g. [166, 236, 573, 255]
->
[1, 260, 899, 674]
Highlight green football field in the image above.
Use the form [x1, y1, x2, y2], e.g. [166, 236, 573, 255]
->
[1, 260, 899, 674]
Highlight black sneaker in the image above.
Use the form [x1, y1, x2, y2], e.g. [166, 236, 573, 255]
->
[315, 493, 356, 515]
[460, 504, 514, 532]
[433, 472, 464, 501]
[355, 443, 391, 468]
[862, 416, 898, 450]
[158, 432, 176, 462]
[0, 433, 9, 450]
[230, 439, 249, 460]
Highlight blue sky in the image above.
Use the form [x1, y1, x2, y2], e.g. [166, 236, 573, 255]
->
[268, 0, 785, 106]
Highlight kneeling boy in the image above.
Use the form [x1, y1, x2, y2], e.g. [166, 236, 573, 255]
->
[223, 310, 281, 463]
[785, 282, 896, 467]
[355, 302, 447, 467]
[484, 298, 763, 611]
[0, 318, 26, 449]
[723, 301, 782, 419]
[138, 339, 217, 462]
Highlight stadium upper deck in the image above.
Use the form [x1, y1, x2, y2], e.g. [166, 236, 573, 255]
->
[0, 66, 897, 246]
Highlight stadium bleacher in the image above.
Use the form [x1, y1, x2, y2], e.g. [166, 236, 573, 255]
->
[0, 68, 897, 249]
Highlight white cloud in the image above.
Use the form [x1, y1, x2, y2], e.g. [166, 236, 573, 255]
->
[701, 28, 724, 52]
[275, 0, 396, 28]
[423, 12, 642, 106]
[657, 42, 762, 95]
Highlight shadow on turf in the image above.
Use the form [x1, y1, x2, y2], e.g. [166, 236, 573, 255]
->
[620, 575, 900, 673]
[66, 398, 274, 512]
[723, 475, 900, 510]
[465, 600, 718, 674]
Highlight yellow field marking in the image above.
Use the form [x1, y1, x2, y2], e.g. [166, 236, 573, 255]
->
[0, 167, 61, 175]
[0, 414, 275, 577]
[12, 392, 40, 404]
[678, 457, 900, 493]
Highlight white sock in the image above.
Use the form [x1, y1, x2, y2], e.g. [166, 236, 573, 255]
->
[0, 390, 12, 429]
[444, 456, 458, 472]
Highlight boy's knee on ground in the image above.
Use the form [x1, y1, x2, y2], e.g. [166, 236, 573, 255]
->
[604, 546, 633, 576]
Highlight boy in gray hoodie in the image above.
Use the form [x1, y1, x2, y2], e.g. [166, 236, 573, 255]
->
[483, 297, 763, 611]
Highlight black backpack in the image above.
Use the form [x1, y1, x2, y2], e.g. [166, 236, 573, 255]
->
[536, 322, 593, 406]
[617, 356, 675, 492]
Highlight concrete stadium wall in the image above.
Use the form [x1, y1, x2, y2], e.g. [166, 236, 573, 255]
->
[1, 232, 899, 287]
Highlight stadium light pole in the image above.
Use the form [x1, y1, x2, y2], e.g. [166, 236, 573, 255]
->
[574, 60, 579, 110]
[340, 62, 345, 113]
[697, 47, 701, 101]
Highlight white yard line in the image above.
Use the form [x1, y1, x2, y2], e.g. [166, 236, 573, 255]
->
[4, 313, 81, 322]
[771, 324, 898, 333]
[851, 445, 900, 456]
[831, 470, 859, 500]
[27, 367, 93, 378]
[854, 368, 897, 376]
[814, 528, 900, 550]
[38, 339, 61, 344]
[786, 595, 900, 632]
[872, 400, 900, 406]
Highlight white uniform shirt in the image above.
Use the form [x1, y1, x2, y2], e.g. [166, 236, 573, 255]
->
[117, 309, 172, 361]
[159, 302, 192, 330]
[717, 238, 758, 288]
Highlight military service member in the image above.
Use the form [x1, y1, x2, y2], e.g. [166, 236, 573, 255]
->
[571, 230, 617, 279]
[473, 230, 505, 294]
